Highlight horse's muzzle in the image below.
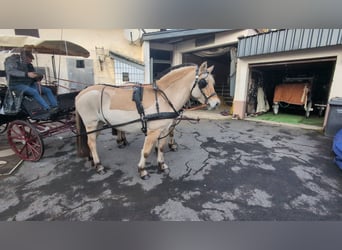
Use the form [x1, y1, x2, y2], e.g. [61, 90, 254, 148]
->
[207, 98, 221, 110]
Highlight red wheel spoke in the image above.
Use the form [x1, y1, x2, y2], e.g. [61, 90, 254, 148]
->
[28, 140, 40, 148]
[27, 127, 32, 138]
[26, 143, 40, 158]
[18, 142, 27, 154]
[10, 126, 25, 138]
[17, 142, 29, 158]
[8, 134, 23, 141]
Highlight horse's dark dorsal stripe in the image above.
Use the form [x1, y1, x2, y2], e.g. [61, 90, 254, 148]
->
[155, 63, 197, 80]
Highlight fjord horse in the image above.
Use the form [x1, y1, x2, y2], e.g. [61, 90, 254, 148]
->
[75, 62, 220, 179]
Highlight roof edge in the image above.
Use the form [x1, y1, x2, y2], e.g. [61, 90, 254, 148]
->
[142, 29, 231, 41]
[109, 50, 144, 66]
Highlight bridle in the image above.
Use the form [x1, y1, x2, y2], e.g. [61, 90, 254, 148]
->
[190, 67, 217, 104]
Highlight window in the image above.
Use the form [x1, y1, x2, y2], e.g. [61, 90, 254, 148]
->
[122, 72, 129, 82]
[76, 60, 85, 68]
[112, 56, 144, 84]
[15, 29, 39, 38]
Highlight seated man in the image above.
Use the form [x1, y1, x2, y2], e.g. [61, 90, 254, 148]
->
[4, 50, 58, 113]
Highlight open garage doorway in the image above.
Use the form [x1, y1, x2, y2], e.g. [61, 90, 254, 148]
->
[246, 57, 336, 127]
[182, 46, 236, 110]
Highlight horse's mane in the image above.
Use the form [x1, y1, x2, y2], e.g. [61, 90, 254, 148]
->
[155, 63, 197, 80]
[156, 63, 197, 89]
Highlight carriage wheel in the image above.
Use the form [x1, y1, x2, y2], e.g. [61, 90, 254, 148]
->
[0, 123, 8, 134]
[7, 120, 44, 161]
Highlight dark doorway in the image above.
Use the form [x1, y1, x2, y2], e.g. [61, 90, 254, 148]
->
[182, 47, 233, 106]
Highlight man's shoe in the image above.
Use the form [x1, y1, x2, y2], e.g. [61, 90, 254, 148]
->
[50, 107, 59, 114]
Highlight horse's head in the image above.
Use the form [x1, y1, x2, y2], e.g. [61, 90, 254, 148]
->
[191, 62, 221, 110]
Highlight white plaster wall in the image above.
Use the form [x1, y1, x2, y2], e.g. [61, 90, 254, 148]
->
[39, 29, 143, 62]
[0, 29, 14, 35]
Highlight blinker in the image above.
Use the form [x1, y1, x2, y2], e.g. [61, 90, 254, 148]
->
[198, 78, 208, 89]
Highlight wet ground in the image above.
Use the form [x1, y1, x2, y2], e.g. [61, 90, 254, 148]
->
[0, 118, 341, 221]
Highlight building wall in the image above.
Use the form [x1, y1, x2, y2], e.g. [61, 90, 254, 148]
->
[233, 46, 342, 125]
[1, 29, 259, 88]
[40, 29, 144, 84]
[172, 30, 257, 65]
[0, 29, 144, 85]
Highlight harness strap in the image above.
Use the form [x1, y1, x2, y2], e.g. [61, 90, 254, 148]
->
[100, 86, 112, 126]
[71, 111, 183, 139]
[153, 81, 160, 114]
[132, 85, 147, 134]
[144, 112, 180, 121]
[131, 82, 181, 135]
[157, 88, 180, 114]
[132, 85, 144, 114]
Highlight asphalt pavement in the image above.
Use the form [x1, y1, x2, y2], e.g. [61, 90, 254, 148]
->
[0, 114, 341, 221]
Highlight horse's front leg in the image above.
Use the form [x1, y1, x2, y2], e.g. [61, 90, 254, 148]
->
[157, 134, 170, 174]
[168, 126, 178, 151]
[87, 129, 106, 174]
[138, 129, 161, 180]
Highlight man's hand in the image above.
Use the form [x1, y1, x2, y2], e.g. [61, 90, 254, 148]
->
[27, 72, 43, 81]
[27, 72, 38, 78]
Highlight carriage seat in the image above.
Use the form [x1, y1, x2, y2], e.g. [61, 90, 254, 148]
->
[0, 69, 44, 117]
[0, 70, 8, 108]
[0, 70, 6, 77]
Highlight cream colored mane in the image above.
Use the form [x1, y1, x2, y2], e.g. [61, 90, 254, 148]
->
[156, 65, 196, 90]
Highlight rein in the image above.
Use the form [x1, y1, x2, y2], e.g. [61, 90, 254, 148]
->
[185, 103, 208, 111]
[63, 112, 200, 140]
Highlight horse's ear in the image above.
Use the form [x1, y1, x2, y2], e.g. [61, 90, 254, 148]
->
[199, 61, 208, 74]
[207, 65, 214, 73]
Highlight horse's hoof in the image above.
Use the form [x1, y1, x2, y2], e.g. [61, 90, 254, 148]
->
[158, 162, 170, 174]
[168, 143, 178, 151]
[95, 164, 106, 174]
[140, 173, 150, 180]
[161, 168, 170, 175]
[97, 169, 106, 175]
[117, 140, 129, 148]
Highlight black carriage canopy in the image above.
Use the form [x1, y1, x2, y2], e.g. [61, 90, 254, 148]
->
[0, 35, 90, 58]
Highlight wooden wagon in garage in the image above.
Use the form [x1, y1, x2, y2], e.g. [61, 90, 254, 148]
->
[272, 77, 313, 118]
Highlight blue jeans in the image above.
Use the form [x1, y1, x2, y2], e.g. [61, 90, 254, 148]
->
[11, 83, 58, 110]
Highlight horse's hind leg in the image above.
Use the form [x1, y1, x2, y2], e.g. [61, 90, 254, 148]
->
[138, 129, 161, 180]
[87, 127, 106, 174]
[116, 130, 128, 148]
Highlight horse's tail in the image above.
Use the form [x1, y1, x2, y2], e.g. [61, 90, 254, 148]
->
[75, 111, 90, 157]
